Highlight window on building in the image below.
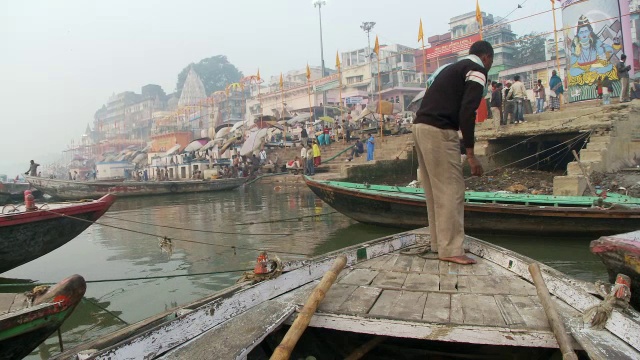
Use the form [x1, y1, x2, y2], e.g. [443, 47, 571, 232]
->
[347, 75, 364, 84]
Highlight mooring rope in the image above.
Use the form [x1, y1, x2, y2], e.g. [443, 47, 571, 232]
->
[235, 211, 338, 225]
[466, 131, 592, 181]
[39, 209, 310, 256]
[0, 267, 254, 288]
[99, 214, 294, 236]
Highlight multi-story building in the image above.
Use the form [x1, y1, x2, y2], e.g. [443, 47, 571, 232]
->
[415, 11, 517, 81]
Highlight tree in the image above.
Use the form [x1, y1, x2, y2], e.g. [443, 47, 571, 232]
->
[176, 55, 243, 95]
[512, 32, 547, 67]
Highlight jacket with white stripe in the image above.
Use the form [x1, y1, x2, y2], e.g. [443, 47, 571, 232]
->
[414, 58, 487, 149]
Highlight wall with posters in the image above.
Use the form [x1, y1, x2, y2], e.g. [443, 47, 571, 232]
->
[561, 0, 631, 102]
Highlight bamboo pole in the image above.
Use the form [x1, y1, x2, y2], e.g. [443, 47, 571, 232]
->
[571, 150, 597, 196]
[270, 255, 347, 360]
[552, 1, 560, 72]
[281, 85, 287, 144]
[528, 263, 578, 360]
[377, 55, 382, 139]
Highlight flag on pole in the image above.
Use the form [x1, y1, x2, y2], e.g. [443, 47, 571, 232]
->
[306, 64, 311, 80]
[279, 73, 284, 90]
[373, 35, 380, 56]
[550, 0, 555, 4]
[257, 68, 261, 81]
[475, 0, 483, 27]
[335, 51, 341, 70]
[418, 18, 424, 42]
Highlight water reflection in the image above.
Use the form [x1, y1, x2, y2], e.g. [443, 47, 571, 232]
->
[0, 183, 607, 359]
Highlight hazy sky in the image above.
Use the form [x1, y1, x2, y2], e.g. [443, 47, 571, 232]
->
[0, 0, 556, 175]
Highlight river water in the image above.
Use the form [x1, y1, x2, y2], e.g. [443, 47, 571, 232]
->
[1, 183, 608, 359]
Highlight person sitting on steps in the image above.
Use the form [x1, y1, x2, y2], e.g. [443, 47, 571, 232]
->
[346, 139, 364, 161]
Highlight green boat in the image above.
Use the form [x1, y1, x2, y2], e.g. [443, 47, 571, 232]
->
[0, 275, 86, 359]
[305, 177, 640, 236]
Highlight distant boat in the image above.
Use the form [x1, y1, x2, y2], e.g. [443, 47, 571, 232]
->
[305, 177, 640, 236]
[0, 181, 42, 204]
[24, 176, 247, 201]
[0, 194, 115, 273]
[0, 275, 86, 360]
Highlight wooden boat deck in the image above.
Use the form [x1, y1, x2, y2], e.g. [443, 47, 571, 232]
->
[0, 293, 27, 315]
[158, 229, 640, 360]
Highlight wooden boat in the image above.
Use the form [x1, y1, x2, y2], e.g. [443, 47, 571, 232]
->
[591, 230, 640, 309]
[54, 229, 640, 359]
[305, 177, 640, 236]
[25, 176, 247, 201]
[0, 181, 42, 204]
[0, 195, 115, 273]
[0, 274, 86, 360]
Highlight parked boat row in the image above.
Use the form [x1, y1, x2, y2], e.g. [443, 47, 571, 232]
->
[24, 176, 247, 201]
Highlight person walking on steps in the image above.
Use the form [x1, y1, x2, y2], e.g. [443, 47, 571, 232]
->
[412, 40, 494, 265]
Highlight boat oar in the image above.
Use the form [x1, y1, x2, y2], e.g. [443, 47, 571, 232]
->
[270, 255, 347, 360]
[528, 263, 578, 360]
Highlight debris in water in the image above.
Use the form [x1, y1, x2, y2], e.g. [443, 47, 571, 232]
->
[158, 236, 173, 257]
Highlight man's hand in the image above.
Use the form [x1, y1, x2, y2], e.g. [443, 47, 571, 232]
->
[467, 155, 483, 176]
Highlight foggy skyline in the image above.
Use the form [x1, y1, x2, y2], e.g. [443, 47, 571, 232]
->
[0, 0, 556, 175]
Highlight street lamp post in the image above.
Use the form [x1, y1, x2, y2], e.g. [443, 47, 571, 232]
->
[314, 0, 327, 116]
[360, 21, 376, 107]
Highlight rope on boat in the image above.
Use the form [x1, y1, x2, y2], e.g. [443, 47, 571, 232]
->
[465, 131, 592, 181]
[99, 214, 294, 236]
[0, 267, 255, 288]
[82, 297, 130, 325]
[235, 210, 338, 225]
[38, 209, 310, 256]
[485, 109, 603, 160]
[583, 282, 632, 329]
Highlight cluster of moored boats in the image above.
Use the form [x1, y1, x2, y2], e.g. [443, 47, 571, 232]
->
[2, 171, 640, 358]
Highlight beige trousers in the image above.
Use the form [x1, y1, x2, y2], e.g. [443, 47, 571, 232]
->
[621, 78, 630, 102]
[413, 123, 465, 258]
[491, 107, 501, 131]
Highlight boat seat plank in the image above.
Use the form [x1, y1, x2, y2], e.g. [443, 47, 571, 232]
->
[439, 274, 457, 291]
[508, 295, 549, 330]
[440, 261, 460, 275]
[339, 269, 379, 286]
[0, 294, 16, 314]
[408, 256, 426, 272]
[368, 289, 401, 318]
[422, 259, 440, 274]
[451, 294, 506, 326]
[403, 273, 439, 292]
[9, 294, 27, 313]
[386, 291, 428, 321]
[337, 286, 382, 315]
[371, 271, 408, 288]
[467, 275, 513, 295]
[390, 255, 413, 272]
[494, 295, 527, 327]
[422, 292, 451, 323]
[317, 284, 358, 313]
[356, 254, 391, 269]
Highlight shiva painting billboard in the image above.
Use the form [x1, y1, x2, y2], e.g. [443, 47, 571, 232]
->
[561, 0, 629, 102]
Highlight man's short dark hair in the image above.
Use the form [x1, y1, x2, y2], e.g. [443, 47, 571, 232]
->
[469, 40, 494, 58]
[621, 54, 627, 60]
[514, 75, 521, 81]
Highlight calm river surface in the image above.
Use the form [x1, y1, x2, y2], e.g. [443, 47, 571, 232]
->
[1, 183, 608, 359]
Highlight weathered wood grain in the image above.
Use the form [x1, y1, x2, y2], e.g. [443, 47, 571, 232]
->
[494, 295, 526, 327]
[422, 292, 450, 323]
[339, 269, 379, 286]
[9, 294, 27, 313]
[403, 273, 439, 291]
[509, 295, 549, 330]
[439, 274, 457, 291]
[0, 294, 15, 314]
[317, 284, 357, 313]
[388, 291, 428, 321]
[371, 271, 407, 288]
[338, 286, 382, 315]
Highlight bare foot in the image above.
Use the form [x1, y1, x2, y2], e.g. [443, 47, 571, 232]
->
[439, 255, 477, 265]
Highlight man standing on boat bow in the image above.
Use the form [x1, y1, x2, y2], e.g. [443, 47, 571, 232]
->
[412, 40, 493, 265]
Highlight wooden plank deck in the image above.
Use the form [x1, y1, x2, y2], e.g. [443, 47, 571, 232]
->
[304, 252, 568, 349]
[0, 293, 26, 315]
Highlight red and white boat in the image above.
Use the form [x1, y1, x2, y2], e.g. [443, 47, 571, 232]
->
[0, 194, 116, 273]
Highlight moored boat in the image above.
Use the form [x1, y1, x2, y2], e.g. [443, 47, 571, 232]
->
[305, 177, 640, 236]
[52, 229, 640, 359]
[25, 176, 247, 201]
[590, 230, 640, 309]
[0, 194, 115, 273]
[0, 274, 86, 360]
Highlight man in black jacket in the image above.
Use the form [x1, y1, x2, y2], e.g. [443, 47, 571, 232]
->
[490, 82, 503, 129]
[617, 54, 631, 102]
[412, 40, 493, 265]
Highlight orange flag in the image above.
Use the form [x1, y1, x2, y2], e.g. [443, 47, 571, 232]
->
[373, 35, 380, 55]
[418, 19, 424, 42]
